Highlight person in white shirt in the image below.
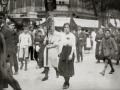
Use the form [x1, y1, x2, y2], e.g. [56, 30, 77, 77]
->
[58, 23, 76, 89]
[18, 27, 32, 71]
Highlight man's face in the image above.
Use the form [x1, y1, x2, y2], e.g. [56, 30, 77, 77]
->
[9, 24, 15, 30]
[105, 31, 110, 38]
[48, 26, 54, 35]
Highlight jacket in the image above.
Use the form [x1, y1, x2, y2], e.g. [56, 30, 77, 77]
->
[99, 37, 118, 57]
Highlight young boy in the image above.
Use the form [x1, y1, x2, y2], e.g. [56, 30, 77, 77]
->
[99, 30, 118, 76]
[19, 27, 32, 71]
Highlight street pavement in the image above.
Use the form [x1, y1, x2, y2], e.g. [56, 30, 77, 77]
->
[5, 51, 120, 90]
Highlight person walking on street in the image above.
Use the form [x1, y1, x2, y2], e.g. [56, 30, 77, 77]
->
[58, 23, 76, 89]
[75, 26, 86, 62]
[99, 30, 118, 76]
[18, 26, 32, 71]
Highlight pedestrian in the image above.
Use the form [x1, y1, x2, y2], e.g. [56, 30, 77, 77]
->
[42, 24, 60, 81]
[95, 28, 105, 63]
[28, 25, 34, 61]
[0, 12, 22, 90]
[8, 22, 19, 75]
[99, 30, 118, 76]
[58, 23, 75, 89]
[18, 26, 32, 71]
[113, 29, 120, 65]
[34, 30, 44, 69]
[75, 26, 86, 62]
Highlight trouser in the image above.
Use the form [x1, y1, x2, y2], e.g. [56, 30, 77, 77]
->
[0, 65, 21, 90]
[29, 46, 33, 60]
[34, 50, 39, 65]
[13, 53, 18, 72]
[104, 56, 114, 70]
[76, 45, 83, 61]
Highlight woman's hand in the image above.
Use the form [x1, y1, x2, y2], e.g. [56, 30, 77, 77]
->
[69, 54, 73, 60]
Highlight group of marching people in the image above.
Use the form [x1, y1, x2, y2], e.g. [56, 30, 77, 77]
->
[95, 28, 120, 76]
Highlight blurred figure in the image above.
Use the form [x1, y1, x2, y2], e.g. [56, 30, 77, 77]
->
[75, 26, 86, 62]
[95, 28, 105, 63]
[100, 30, 118, 76]
[0, 12, 22, 90]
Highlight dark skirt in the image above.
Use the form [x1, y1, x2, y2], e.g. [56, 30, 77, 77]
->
[58, 46, 75, 77]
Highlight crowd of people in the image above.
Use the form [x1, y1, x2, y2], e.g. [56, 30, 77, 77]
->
[1, 11, 119, 90]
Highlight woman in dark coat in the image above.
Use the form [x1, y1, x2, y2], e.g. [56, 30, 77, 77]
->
[95, 28, 105, 63]
[58, 23, 75, 89]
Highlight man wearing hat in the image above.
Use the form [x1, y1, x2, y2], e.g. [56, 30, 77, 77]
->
[0, 12, 21, 90]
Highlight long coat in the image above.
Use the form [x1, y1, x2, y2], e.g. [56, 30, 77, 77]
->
[1, 25, 16, 66]
[0, 29, 21, 90]
[99, 37, 118, 58]
[95, 33, 105, 59]
[75, 31, 86, 47]
[0, 32, 7, 89]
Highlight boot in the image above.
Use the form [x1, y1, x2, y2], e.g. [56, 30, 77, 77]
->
[109, 68, 115, 74]
[41, 68, 45, 74]
[42, 67, 49, 81]
[116, 60, 119, 65]
[96, 60, 100, 63]
[100, 70, 105, 76]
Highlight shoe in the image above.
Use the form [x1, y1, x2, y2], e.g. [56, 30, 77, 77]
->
[63, 82, 70, 89]
[109, 69, 115, 74]
[65, 83, 70, 89]
[116, 61, 119, 65]
[42, 76, 48, 81]
[76, 61, 80, 63]
[96, 60, 100, 63]
[24, 68, 28, 71]
[36, 65, 39, 69]
[100, 71, 105, 76]
[56, 71, 59, 78]
[81, 58, 83, 62]
[41, 70, 45, 74]
[63, 82, 66, 89]
[20, 65, 23, 70]
[13, 72, 18, 75]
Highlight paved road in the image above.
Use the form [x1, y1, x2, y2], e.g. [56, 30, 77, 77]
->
[5, 51, 120, 90]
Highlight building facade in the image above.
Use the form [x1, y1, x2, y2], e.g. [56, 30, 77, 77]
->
[0, 0, 96, 19]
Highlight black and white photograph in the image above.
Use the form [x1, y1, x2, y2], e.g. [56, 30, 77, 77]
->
[0, 0, 120, 90]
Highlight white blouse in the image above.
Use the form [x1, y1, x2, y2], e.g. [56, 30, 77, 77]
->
[60, 32, 76, 53]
